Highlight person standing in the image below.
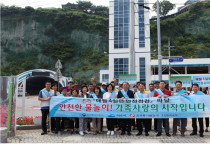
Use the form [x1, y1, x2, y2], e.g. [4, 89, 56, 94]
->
[78, 86, 90, 136]
[148, 83, 155, 131]
[190, 84, 205, 137]
[91, 86, 103, 135]
[38, 81, 56, 135]
[103, 84, 118, 136]
[172, 81, 188, 137]
[153, 81, 171, 137]
[201, 87, 209, 132]
[135, 83, 150, 136]
[51, 83, 61, 134]
[117, 82, 134, 136]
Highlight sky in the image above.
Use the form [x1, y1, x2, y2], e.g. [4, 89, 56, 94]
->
[1, 0, 188, 17]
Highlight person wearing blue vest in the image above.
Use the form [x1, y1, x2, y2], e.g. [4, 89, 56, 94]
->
[153, 81, 171, 137]
[117, 82, 134, 136]
[172, 81, 188, 137]
[135, 83, 150, 136]
[38, 80, 56, 135]
[91, 86, 103, 135]
[51, 83, 61, 134]
[154, 81, 160, 131]
[79, 86, 90, 136]
[103, 84, 118, 136]
[190, 84, 205, 137]
[148, 83, 155, 131]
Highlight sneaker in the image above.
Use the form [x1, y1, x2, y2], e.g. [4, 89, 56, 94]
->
[107, 131, 111, 135]
[84, 130, 89, 134]
[200, 133, 204, 137]
[41, 131, 47, 135]
[205, 129, 208, 132]
[111, 131, 114, 136]
[79, 131, 84, 136]
[145, 132, 149, 136]
[172, 132, 176, 136]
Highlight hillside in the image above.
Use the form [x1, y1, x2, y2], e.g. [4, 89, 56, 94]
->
[1, 6, 109, 83]
[150, 1, 210, 58]
[1, 1, 210, 83]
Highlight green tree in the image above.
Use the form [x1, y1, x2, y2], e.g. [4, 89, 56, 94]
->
[153, 0, 175, 16]
[76, 1, 93, 13]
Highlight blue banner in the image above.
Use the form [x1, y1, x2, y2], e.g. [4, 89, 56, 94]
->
[50, 95, 210, 118]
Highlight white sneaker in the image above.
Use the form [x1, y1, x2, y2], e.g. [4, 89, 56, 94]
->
[107, 131, 111, 135]
[84, 130, 89, 134]
[79, 131, 84, 136]
[111, 131, 114, 136]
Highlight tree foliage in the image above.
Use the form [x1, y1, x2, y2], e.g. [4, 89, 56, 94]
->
[153, 0, 175, 16]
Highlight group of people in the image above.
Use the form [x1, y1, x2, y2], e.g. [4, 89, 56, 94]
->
[38, 78, 210, 138]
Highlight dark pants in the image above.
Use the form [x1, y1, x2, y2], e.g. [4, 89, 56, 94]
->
[154, 118, 158, 130]
[75, 118, 79, 129]
[61, 117, 72, 129]
[121, 119, 132, 133]
[132, 119, 136, 127]
[69, 119, 74, 129]
[173, 118, 187, 133]
[106, 118, 115, 131]
[41, 109, 49, 132]
[137, 119, 151, 133]
[51, 117, 61, 132]
[101, 118, 103, 131]
[192, 118, 204, 134]
[158, 119, 169, 133]
[205, 118, 209, 128]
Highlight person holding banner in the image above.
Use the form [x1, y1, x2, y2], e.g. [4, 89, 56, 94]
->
[117, 82, 134, 136]
[148, 83, 155, 131]
[78, 86, 90, 136]
[51, 83, 61, 134]
[153, 81, 171, 137]
[91, 86, 103, 135]
[135, 83, 150, 136]
[38, 81, 56, 135]
[190, 84, 205, 137]
[153, 81, 160, 131]
[103, 84, 118, 136]
[71, 89, 80, 134]
[172, 81, 188, 137]
[201, 87, 209, 132]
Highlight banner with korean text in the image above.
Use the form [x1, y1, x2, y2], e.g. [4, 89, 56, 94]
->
[193, 75, 210, 87]
[50, 95, 210, 118]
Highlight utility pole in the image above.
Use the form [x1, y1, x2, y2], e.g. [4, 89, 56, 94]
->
[164, 38, 175, 88]
[129, 0, 135, 74]
[157, 0, 162, 81]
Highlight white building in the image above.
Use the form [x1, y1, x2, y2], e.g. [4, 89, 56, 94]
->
[151, 58, 210, 83]
[100, 0, 151, 87]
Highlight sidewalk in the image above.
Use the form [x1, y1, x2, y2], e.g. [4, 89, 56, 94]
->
[8, 119, 210, 143]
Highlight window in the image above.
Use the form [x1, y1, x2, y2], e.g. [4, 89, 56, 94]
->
[102, 74, 109, 83]
[139, 58, 146, 84]
[114, 58, 129, 81]
[139, 0, 145, 48]
[114, 0, 130, 49]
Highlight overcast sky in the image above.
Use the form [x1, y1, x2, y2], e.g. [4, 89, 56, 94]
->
[1, 0, 188, 17]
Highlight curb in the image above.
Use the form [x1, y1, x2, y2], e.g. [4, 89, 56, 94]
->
[16, 125, 42, 130]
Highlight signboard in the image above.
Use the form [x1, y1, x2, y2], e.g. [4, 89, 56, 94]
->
[193, 75, 210, 87]
[169, 58, 184, 63]
[119, 74, 137, 84]
[50, 95, 210, 118]
[170, 76, 192, 88]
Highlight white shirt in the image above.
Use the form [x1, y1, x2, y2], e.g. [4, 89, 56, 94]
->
[103, 92, 117, 99]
